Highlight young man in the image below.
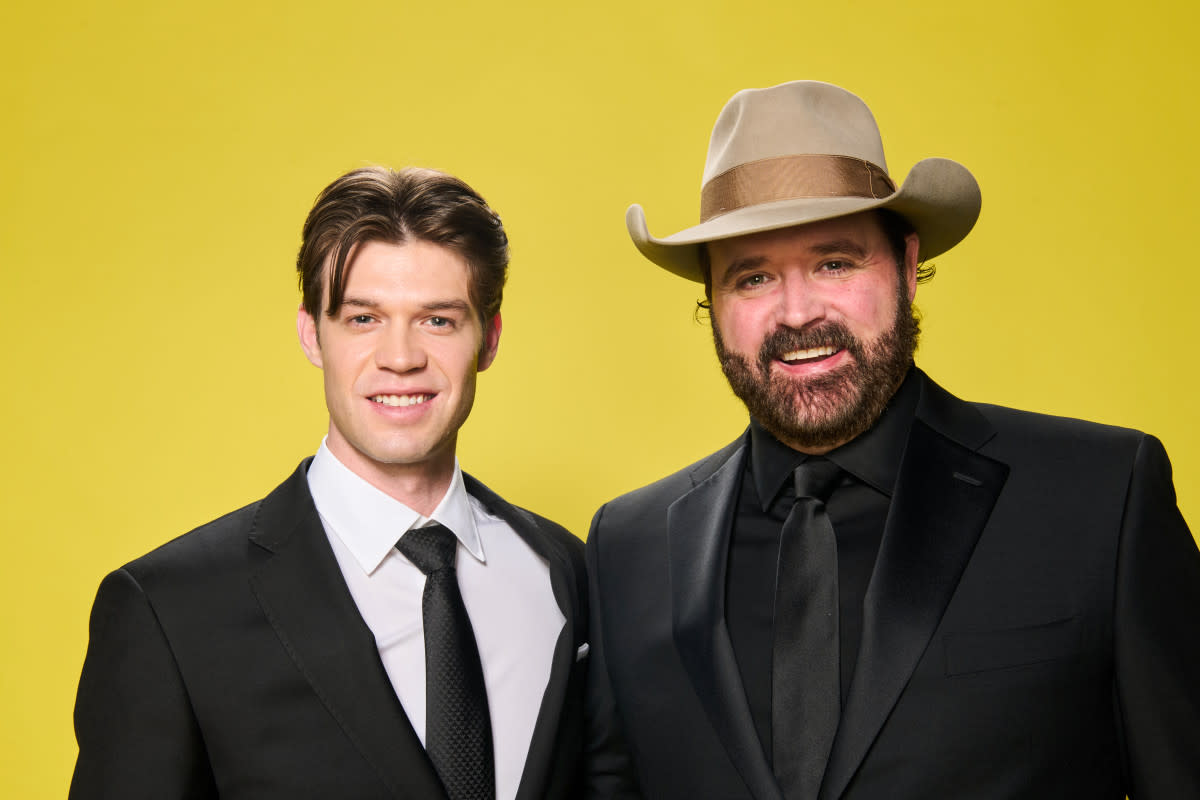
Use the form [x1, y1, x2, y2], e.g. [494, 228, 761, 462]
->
[585, 81, 1199, 799]
[71, 166, 587, 800]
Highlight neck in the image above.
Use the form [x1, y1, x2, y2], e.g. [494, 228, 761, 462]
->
[325, 440, 456, 518]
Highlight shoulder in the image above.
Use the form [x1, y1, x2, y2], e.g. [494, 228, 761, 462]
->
[81, 494, 269, 657]
[593, 435, 747, 529]
[512, 501, 584, 558]
[955, 401, 1177, 511]
[114, 460, 312, 592]
[117, 498, 262, 587]
[916, 373, 1179, 511]
[917, 371, 1155, 465]
[970, 402, 1154, 460]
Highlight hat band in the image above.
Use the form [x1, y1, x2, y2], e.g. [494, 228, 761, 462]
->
[700, 154, 896, 222]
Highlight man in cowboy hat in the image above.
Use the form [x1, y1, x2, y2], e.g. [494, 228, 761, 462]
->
[584, 81, 1200, 799]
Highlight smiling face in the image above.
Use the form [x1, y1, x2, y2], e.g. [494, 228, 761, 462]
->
[297, 239, 500, 490]
[708, 212, 920, 454]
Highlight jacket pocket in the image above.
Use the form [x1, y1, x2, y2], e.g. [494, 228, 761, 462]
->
[943, 616, 1080, 676]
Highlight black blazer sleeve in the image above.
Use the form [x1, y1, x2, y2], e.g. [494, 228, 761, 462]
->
[70, 568, 218, 799]
[1113, 434, 1200, 798]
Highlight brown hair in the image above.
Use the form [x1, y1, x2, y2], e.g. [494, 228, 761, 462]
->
[297, 166, 508, 327]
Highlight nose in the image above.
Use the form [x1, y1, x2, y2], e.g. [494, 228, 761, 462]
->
[374, 324, 427, 373]
[777, 274, 826, 330]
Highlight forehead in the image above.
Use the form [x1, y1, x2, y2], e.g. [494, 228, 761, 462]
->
[334, 239, 473, 300]
[707, 212, 889, 269]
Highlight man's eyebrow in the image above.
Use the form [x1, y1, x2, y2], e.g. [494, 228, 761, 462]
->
[719, 255, 768, 288]
[810, 238, 869, 258]
[340, 296, 382, 311]
[338, 297, 474, 315]
[420, 299, 473, 315]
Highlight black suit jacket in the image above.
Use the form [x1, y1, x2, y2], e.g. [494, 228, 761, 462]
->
[585, 370, 1200, 799]
[71, 459, 588, 799]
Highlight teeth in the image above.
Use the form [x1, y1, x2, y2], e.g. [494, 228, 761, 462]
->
[371, 394, 431, 407]
[781, 346, 837, 361]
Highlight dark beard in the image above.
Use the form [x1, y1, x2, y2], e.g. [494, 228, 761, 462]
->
[713, 285, 920, 452]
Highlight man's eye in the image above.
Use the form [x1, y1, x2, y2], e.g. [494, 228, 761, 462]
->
[821, 260, 850, 272]
[741, 274, 768, 287]
[349, 314, 373, 324]
[428, 316, 451, 328]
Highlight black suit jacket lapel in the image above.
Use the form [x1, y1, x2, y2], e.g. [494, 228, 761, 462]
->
[820, 374, 1010, 800]
[458, 474, 585, 800]
[670, 436, 786, 800]
[248, 460, 447, 800]
[461, 474, 587, 800]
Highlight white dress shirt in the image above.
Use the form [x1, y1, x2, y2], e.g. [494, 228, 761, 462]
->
[306, 440, 565, 800]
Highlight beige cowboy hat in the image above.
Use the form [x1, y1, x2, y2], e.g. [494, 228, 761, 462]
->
[627, 80, 982, 282]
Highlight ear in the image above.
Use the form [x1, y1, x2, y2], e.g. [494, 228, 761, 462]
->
[903, 232, 920, 302]
[297, 305, 323, 368]
[477, 312, 502, 372]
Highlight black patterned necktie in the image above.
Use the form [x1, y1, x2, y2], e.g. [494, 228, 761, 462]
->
[772, 458, 842, 800]
[396, 524, 495, 800]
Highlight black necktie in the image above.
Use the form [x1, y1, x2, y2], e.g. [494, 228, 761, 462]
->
[396, 524, 495, 800]
[772, 458, 842, 800]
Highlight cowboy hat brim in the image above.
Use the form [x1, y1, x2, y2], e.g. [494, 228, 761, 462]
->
[627, 157, 982, 283]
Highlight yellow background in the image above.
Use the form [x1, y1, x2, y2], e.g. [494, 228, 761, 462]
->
[3, 0, 1197, 794]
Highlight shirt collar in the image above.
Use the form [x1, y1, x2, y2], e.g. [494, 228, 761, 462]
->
[749, 367, 921, 509]
[306, 438, 485, 575]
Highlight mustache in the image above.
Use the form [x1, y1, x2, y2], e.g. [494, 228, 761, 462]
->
[756, 322, 862, 371]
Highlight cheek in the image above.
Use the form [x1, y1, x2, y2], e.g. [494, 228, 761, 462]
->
[321, 356, 352, 398]
[713, 301, 765, 351]
[839, 285, 896, 332]
[321, 341, 369, 386]
[433, 342, 484, 386]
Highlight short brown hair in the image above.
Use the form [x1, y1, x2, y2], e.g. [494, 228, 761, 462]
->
[297, 166, 508, 326]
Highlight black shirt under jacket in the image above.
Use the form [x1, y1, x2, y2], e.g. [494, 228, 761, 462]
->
[724, 367, 921, 760]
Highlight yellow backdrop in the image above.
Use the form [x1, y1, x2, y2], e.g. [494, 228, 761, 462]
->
[3, 0, 1196, 794]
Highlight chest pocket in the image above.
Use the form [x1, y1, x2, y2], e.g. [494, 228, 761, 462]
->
[942, 616, 1080, 676]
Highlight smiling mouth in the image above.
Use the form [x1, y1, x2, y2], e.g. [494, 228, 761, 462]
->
[370, 394, 433, 407]
[779, 345, 840, 365]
